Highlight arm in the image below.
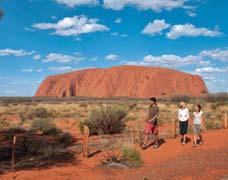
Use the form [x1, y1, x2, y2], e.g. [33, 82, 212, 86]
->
[186, 109, 190, 119]
[178, 109, 181, 121]
[149, 114, 158, 122]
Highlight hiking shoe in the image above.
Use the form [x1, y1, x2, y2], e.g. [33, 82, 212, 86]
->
[193, 143, 198, 148]
[152, 144, 159, 149]
[199, 140, 204, 145]
[141, 143, 147, 150]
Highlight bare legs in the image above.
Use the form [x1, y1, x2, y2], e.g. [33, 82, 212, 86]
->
[194, 133, 203, 146]
[141, 133, 159, 149]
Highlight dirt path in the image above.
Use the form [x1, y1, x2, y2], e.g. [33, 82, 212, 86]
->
[1, 129, 228, 180]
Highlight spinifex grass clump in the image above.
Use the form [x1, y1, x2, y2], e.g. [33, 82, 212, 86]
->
[101, 144, 142, 168]
[83, 105, 128, 135]
[121, 144, 142, 168]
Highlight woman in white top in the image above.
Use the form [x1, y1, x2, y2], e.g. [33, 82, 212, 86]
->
[192, 104, 204, 147]
[178, 102, 189, 145]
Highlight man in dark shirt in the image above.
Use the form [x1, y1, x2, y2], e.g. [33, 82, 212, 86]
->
[141, 97, 159, 149]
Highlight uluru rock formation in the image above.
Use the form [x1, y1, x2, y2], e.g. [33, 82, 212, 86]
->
[35, 66, 208, 98]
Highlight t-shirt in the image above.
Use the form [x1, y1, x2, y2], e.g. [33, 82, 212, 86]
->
[148, 105, 159, 125]
[193, 111, 203, 125]
[178, 108, 189, 122]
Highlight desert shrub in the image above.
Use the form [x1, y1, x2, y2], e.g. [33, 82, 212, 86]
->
[210, 103, 218, 110]
[78, 119, 85, 134]
[39, 145, 63, 158]
[0, 119, 9, 130]
[79, 103, 88, 108]
[129, 103, 137, 110]
[43, 127, 61, 136]
[19, 107, 52, 121]
[124, 114, 138, 122]
[31, 118, 55, 132]
[84, 105, 128, 135]
[205, 119, 221, 129]
[57, 132, 73, 146]
[121, 144, 142, 168]
[169, 95, 192, 103]
[204, 93, 228, 102]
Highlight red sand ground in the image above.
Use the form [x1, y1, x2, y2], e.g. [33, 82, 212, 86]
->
[1, 129, 228, 180]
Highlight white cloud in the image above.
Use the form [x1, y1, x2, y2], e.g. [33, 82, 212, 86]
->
[55, 0, 98, 8]
[203, 76, 214, 80]
[142, 19, 170, 36]
[36, 69, 43, 72]
[103, 0, 187, 11]
[48, 66, 72, 71]
[0, 48, 35, 56]
[186, 10, 196, 17]
[32, 15, 109, 36]
[167, 24, 222, 39]
[24, 27, 35, 32]
[74, 37, 82, 41]
[124, 48, 217, 68]
[110, 32, 128, 37]
[114, 18, 122, 24]
[21, 68, 42, 73]
[195, 67, 227, 73]
[21, 69, 34, 72]
[141, 54, 210, 67]
[199, 48, 228, 62]
[90, 57, 98, 61]
[105, 54, 118, 60]
[44, 53, 85, 63]
[33, 54, 41, 60]
[51, 16, 57, 20]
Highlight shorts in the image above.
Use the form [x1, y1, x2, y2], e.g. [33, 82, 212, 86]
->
[179, 121, 188, 135]
[144, 123, 158, 135]
[193, 124, 201, 135]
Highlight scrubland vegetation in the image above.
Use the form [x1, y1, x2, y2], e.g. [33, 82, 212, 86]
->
[0, 93, 227, 171]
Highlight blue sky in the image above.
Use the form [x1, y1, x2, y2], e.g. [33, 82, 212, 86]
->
[0, 0, 227, 96]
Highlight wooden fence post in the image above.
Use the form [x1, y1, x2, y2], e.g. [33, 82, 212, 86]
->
[83, 126, 90, 158]
[223, 113, 228, 129]
[130, 128, 134, 144]
[172, 118, 177, 138]
[11, 136, 17, 171]
[136, 125, 141, 143]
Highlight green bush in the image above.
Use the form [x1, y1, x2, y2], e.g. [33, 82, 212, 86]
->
[121, 145, 142, 168]
[31, 118, 55, 132]
[204, 93, 228, 102]
[210, 103, 218, 110]
[205, 120, 221, 129]
[43, 127, 61, 136]
[169, 95, 192, 103]
[19, 107, 52, 121]
[84, 105, 128, 135]
[57, 132, 73, 146]
[0, 119, 9, 131]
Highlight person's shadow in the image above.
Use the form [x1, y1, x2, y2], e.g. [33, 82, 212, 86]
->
[144, 139, 166, 149]
[180, 137, 191, 144]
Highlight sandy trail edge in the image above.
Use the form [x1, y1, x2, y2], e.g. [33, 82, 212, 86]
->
[1, 129, 228, 180]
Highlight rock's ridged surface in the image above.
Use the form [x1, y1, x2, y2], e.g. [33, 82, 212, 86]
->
[35, 66, 208, 97]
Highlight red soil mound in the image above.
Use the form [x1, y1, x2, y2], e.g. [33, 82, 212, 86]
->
[35, 66, 208, 97]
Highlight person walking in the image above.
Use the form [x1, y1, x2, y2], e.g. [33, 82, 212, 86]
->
[178, 102, 189, 145]
[141, 97, 159, 149]
[192, 104, 204, 147]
